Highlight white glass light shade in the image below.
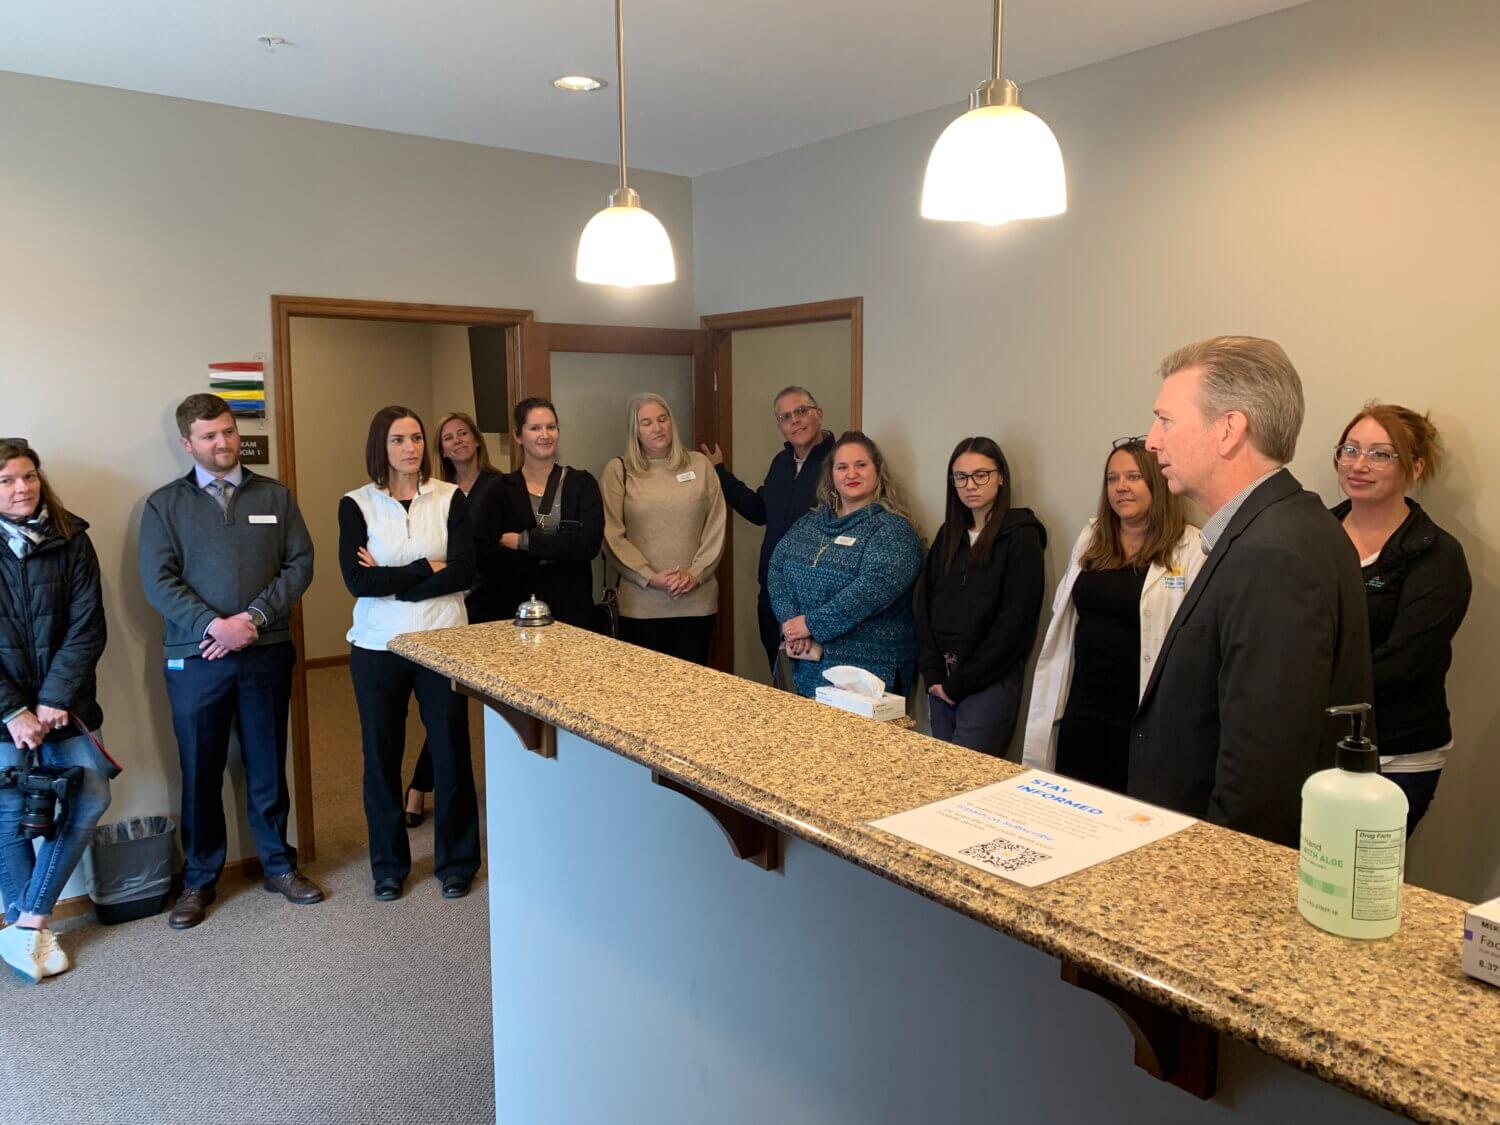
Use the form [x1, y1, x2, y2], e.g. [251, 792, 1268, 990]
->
[921, 104, 1067, 225]
[575, 201, 676, 287]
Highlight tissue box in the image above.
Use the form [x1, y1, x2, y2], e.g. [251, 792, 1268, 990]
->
[814, 685, 906, 721]
[1463, 897, 1500, 987]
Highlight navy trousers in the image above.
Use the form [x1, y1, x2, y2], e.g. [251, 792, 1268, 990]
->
[164, 642, 296, 888]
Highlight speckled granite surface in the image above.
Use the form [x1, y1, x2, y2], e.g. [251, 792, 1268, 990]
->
[390, 622, 1499, 1124]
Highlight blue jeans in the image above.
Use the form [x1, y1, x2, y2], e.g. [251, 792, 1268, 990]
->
[0, 733, 113, 921]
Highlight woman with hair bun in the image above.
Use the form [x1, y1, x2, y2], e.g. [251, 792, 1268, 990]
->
[1331, 403, 1470, 835]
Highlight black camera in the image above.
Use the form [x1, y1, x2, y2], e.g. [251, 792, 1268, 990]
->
[0, 748, 83, 841]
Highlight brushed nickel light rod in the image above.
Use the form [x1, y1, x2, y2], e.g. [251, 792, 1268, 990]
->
[615, 0, 628, 193]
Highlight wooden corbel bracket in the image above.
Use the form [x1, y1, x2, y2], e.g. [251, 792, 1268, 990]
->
[651, 772, 782, 871]
[1059, 959, 1219, 1099]
[453, 681, 556, 759]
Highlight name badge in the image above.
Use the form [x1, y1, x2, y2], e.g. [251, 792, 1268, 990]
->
[834, 535, 858, 547]
[247, 514, 278, 524]
[166, 658, 185, 671]
[676, 470, 697, 483]
[1164, 574, 1186, 590]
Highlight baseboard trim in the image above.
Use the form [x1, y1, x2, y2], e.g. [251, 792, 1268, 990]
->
[304, 654, 350, 670]
[42, 854, 268, 922]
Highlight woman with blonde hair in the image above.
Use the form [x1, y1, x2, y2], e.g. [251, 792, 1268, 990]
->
[601, 392, 726, 664]
[1022, 437, 1204, 791]
[767, 431, 924, 698]
[1330, 402, 1469, 834]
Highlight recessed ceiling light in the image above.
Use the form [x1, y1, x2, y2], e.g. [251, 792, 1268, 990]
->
[553, 75, 606, 93]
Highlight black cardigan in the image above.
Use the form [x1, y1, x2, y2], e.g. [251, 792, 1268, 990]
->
[1331, 498, 1471, 758]
[913, 507, 1046, 701]
[0, 517, 107, 741]
[473, 467, 604, 628]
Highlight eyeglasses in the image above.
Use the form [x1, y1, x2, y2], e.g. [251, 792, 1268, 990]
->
[1112, 435, 1147, 450]
[950, 469, 996, 487]
[1334, 443, 1399, 468]
[775, 404, 819, 424]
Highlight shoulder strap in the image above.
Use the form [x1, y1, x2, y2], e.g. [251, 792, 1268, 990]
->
[537, 464, 565, 517]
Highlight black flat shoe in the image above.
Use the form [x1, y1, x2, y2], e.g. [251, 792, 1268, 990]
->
[403, 787, 426, 828]
[441, 877, 471, 900]
[373, 878, 403, 901]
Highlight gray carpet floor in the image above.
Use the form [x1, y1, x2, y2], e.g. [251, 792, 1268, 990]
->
[0, 667, 495, 1125]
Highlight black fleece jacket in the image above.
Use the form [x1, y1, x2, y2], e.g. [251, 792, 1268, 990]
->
[0, 517, 106, 741]
[914, 507, 1047, 702]
[1331, 498, 1471, 758]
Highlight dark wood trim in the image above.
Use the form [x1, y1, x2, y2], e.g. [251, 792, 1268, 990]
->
[542, 322, 703, 355]
[1060, 959, 1219, 1099]
[271, 294, 537, 863]
[650, 772, 782, 870]
[699, 296, 862, 334]
[454, 680, 557, 758]
[303, 654, 350, 671]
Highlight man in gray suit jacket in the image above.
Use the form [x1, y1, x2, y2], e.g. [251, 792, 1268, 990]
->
[1129, 337, 1373, 847]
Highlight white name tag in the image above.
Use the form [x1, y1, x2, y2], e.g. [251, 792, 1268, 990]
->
[1164, 574, 1186, 590]
[676, 470, 697, 483]
[834, 535, 858, 546]
[247, 514, 278, 524]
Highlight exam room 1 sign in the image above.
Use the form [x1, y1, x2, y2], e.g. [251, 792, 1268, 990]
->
[239, 435, 269, 465]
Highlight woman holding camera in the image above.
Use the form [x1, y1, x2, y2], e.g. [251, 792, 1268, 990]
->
[0, 439, 114, 982]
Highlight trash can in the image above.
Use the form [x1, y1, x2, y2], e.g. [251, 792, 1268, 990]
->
[89, 816, 176, 925]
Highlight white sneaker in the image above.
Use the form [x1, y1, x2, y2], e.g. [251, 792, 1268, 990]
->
[0, 924, 45, 984]
[35, 928, 70, 977]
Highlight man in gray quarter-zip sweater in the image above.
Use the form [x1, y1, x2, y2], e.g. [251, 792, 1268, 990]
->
[138, 395, 322, 929]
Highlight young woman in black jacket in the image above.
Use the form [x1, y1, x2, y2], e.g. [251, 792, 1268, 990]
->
[0, 440, 114, 981]
[473, 397, 605, 630]
[915, 437, 1045, 756]
[1331, 403, 1470, 835]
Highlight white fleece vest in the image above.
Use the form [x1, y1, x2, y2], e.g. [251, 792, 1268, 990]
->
[345, 479, 467, 651]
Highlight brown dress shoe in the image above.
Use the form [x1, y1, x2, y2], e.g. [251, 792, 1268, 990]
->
[262, 868, 325, 905]
[169, 885, 217, 930]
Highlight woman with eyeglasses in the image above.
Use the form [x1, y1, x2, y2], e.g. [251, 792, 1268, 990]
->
[1330, 403, 1469, 835]
[914, 437, 1046, 756]
[767, 431, 923, 698]
[1022, 437, 1204, 792]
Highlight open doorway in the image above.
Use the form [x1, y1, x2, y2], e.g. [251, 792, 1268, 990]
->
[700, 299, 863, 682]
[271, 296, 531, 863]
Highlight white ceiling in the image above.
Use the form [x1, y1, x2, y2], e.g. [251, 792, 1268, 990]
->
[1, 0, 1310, 177]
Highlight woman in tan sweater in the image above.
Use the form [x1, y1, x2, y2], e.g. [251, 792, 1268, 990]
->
[602, 392, 727, 664]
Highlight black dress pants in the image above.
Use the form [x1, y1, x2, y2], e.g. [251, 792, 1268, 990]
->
[349, 646, 480, 883]
[1054, 713, 1130, 794]
[757, 603, 783, 681]
[619, 614, 715, 666]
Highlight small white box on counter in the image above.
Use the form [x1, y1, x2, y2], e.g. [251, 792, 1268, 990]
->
[1463, 897, 1500, 987]
[814, 685, 907, 721]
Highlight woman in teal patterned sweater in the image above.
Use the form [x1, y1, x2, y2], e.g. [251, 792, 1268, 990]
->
[768, 432, 924, 697]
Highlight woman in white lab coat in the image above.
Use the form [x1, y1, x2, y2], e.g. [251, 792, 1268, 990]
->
[1021, 438, 1204, 791]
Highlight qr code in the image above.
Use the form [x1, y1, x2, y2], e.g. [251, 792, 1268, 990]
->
[959, 838, 1051, 874]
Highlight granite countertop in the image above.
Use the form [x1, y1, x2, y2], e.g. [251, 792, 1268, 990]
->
[390, 622, 1500, 1124]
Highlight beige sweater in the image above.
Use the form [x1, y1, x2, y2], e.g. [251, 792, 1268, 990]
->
[602, 450, 727, 619]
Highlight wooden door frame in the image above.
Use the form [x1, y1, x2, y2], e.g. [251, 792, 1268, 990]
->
[697, 297, 863, 676]
[523, 320, 725, 664]
[271, 294, 535, 863]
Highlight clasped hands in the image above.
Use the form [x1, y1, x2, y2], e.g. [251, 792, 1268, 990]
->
[5, 705, 70, 750]
[780, 615, 820, 659]
[648, 568, 699, 598]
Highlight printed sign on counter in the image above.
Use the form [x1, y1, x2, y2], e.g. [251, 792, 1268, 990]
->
[869, 770, 1195, 887]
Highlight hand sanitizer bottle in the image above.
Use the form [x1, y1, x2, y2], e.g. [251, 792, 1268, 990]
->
[1298, 704, 1408, 939]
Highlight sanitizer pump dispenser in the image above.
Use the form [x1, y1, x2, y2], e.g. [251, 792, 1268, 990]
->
[1298, 703, 1408, 939]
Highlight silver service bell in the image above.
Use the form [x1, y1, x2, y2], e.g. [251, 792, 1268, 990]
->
[514, 593, 554, 627]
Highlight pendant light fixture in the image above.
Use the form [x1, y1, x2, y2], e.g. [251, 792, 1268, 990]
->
[576, 0, 676, 286]
[920, 0, 1066, 226]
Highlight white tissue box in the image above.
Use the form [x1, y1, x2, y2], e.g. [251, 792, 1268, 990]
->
[815, 685, 906, 721]
[1463, 897, 1500, 988]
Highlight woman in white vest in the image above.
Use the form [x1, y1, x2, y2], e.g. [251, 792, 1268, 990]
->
[1022, 438, 1204, 791]
[339, 406, 480, 903]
